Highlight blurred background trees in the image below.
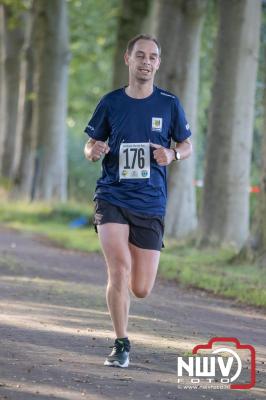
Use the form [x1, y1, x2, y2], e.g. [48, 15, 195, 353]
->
[154, 0, 207, 239]
[0, 2, 25, 179]
[200, 0, 262, 248]
[0, 0, 265, 257]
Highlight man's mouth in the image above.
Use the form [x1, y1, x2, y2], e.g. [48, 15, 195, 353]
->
[138, 68, 150, 73]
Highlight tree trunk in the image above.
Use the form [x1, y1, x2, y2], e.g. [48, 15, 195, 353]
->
[10, 7, 35, 199]
[257, 105, 266, 264]
[31, 0, 69, 201]
[0, 6, 3, 152]
[0, 5, 25, 179]
[259, 81, 266, 258]
[112, 0, 151, 89]
[200, 0, 261, 249]
[154, 0, 206, 238]
[257, 43, 266, 262]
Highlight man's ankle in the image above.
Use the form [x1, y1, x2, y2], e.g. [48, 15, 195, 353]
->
[116, 336, 129, 341]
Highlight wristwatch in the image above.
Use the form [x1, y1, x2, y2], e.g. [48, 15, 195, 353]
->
[173, 148, 181, 161]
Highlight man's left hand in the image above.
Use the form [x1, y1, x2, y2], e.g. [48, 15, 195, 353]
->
[150, 142, 175, 166]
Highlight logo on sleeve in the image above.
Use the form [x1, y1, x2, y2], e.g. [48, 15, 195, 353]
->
[152, 117, 163, 132]
[185, 123, 190, 131]
[87, 124, 95, 132]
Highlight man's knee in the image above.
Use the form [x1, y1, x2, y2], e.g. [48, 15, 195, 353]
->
[107, 263, 130, 290]
[130, 285, 151, 298]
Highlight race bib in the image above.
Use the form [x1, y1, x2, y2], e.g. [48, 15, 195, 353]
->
[119, 142, 150, 179]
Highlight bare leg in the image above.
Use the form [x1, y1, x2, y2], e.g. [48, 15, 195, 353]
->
[98, 223, 131, 338]
[129, 243, 160, 298]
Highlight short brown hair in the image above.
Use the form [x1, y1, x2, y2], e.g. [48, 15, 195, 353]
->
[126, 34, 161, 56]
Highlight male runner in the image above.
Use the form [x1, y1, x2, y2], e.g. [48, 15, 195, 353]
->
[84, 34, 192, 368]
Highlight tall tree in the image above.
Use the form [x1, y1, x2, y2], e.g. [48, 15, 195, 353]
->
[31, 0, 69, 201]
[255, 43, 266, 264]
[11, 5, 35, 199]
[258, 85, 266, 263]
[259, 83, 266, 262]
[112, 0, 151, 89]
[154, 0, 207, 238]
[200, 0, 262, 249]
[0, 4, 25, 179]
[0, 6, 3, 142]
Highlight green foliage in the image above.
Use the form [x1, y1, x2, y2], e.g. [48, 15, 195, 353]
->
[0, 0, 31, 29]
[67, 0, 119, 120]
[67, 0, 120, 199]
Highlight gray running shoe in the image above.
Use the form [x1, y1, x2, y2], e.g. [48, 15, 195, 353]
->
[104, 338, 130, 368]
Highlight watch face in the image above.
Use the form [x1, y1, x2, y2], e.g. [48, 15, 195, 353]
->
[175, 150, 181, 160]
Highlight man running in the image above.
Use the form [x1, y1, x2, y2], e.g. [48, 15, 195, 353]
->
[84, 34, 192, 368]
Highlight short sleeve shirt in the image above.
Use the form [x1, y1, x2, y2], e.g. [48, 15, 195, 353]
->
[84, 86, 191, 216]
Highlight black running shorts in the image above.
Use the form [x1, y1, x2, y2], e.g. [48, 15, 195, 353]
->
[94, 198, 164, 251]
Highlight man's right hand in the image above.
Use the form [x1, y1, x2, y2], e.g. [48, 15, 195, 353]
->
[84, 139, 110, 161]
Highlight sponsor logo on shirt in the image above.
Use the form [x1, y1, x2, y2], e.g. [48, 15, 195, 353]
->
[141, 170, 148, 177]
[185, 123, 190, 131]
[152, 117, 163, 132]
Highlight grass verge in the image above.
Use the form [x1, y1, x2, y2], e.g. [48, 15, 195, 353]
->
[0, 201, 265, 308]
[0, 201, 100, 253]
[160, 246, 266, 308]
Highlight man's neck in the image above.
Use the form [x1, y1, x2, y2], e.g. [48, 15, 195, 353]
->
[125, 82, 154, 99]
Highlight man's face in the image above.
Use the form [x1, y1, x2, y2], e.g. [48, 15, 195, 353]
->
[124, 39, 161, 83]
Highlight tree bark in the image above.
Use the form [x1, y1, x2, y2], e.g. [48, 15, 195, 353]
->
[31, 0, 69, 201]
[0, 5, 25, 179]
[200, 0, 261, 249]
[10, 7, 35, 199]
[257, 43, 266, 262]
[261, 79, 266, 251]
[112, 0, 151, 89]
[154, 0, 206, 238]
[0, 6, 3, 152]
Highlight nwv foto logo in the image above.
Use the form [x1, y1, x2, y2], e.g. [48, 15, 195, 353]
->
[177, 337, 256, 390]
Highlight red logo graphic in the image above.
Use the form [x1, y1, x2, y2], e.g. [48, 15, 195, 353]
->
[192, 337, 256, 390]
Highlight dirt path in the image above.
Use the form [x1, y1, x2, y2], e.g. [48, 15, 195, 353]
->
[0, 226, 265, 400]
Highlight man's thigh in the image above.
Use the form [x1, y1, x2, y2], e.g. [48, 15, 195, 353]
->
[97, 223, 131, 270]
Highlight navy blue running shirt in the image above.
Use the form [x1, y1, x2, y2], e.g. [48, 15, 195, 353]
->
[84, 86, 191, 216]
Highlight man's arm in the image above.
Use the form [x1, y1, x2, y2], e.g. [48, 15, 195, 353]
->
[84, 138, 110, 162]
[172, 137, 192, 161]
[150, 138, 192, 166]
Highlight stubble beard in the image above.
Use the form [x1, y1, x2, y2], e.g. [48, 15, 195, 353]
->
[135, 71, 153, 84]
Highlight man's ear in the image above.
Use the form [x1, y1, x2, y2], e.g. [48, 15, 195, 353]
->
[124, 51, 129, 66]
[155, 56, 161, 71]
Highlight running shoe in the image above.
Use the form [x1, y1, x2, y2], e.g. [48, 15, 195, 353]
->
[104, 338, 130, 368]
